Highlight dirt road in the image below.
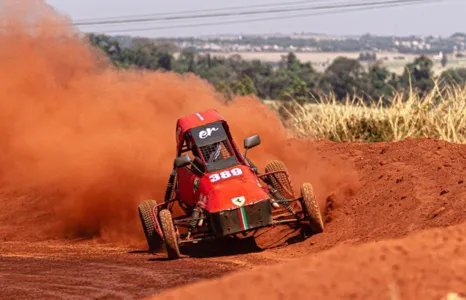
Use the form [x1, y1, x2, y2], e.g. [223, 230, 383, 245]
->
[2, 138, 466, 299]
[2, 2, 466, 298]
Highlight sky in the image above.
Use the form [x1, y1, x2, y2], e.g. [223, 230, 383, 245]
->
[44, 0, 465, 38]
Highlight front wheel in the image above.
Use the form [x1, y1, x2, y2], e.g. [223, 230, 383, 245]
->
[159, 209, 181, 260]
[299, 183, 324, 234]
[138, 200, 163, 252]
[265, 160, 295, 200]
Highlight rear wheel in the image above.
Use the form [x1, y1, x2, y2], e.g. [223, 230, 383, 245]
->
[299, 183, 324, 234]
[159, 209, 181, 260]
[138, 200, 163, 252]
[265, 160, 295, 199]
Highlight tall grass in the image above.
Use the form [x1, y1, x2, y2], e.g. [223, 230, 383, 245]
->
[270, 82, 466, 143]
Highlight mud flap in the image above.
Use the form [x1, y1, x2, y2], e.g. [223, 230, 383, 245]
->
[209, 199, 273, 236]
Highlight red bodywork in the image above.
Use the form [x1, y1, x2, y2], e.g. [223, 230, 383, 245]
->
[178, 164, 269, 212]
[174, 109, 269, 213]
[175, 110, 224, 148]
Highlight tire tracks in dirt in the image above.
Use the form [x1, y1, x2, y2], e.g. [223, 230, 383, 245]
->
[2, 139, 466, 299]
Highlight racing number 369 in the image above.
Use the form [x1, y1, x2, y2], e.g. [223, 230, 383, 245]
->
[209, 168, 243, 182]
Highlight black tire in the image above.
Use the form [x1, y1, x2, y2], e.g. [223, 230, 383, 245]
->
[159, 209, 181, 260]
[265, 160, 295, 200]
[300, 183, 324, 234]
[138, 200, 163, 252]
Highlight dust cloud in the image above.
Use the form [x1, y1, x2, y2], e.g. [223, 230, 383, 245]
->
[0, 0, 357, 246]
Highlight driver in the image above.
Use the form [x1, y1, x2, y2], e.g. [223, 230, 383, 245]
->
[206, 142, 222, 163]
[192, 142, 223, 163]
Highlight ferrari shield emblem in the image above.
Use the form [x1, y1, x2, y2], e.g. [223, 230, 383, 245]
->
[232, 196, 246, 206]
[193, 178, 200, 192]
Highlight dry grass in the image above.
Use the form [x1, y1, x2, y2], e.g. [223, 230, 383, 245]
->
[268, 82, 466, 143]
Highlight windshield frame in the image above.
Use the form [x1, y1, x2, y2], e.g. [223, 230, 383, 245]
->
[189, 121, 240, 173]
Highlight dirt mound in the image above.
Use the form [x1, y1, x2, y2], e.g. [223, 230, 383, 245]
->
[149, 138, 466, 299]
[152, 220, 466, 300]
[324, 138, 466, 238]
[259, 138, 466, 255]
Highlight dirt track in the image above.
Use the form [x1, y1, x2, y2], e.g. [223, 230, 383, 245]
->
[2, 138, 466, 299]
[2, 2, 466, 298]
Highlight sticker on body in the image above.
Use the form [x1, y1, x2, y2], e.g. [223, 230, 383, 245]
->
[232, 196, 246, 206]
[209, 168, 243, 182]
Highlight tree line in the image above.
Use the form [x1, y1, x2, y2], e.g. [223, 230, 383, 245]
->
[89, 34, 466, 105]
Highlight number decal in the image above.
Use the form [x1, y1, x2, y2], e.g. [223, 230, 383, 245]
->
[209, 174, 221, 182]
[220, 171, 231, 179]
[209, 168, 243, 182]
[231, 168, 242, 176]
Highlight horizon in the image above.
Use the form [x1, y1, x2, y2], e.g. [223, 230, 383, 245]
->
[45, 0, 465, 39]
[140, 31, 465, 39]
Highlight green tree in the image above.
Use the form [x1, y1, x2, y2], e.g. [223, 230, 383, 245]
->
[399, 55, 434, 96]
[439, 68, 466, 87]
[321, 57, 368, 101]
[157, 53, 173, 71]
[175, 49, 197, 73]
[240, 59, 274, 99]
[88, 33, 124, 65]
[441, 53, 448, 68]
[365, 62, 393, 102]
[274, 52, 318, 101]
[278, 75, 310, 104]
[266, 69, 291, 100]
[231, 75, 257, 96]
[215, 81, 234, 100]
[285, 52, 300, 72]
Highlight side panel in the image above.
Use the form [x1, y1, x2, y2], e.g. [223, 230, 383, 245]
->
[177, 167, 198, 207]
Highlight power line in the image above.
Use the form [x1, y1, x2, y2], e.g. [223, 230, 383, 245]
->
[84, 0, 442, 34]
[73, 0, 347, 23]
[73, 0, 444, 27]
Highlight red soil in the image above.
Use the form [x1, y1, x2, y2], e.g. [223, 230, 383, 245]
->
[1, 2, 466, 299]
[150, 138, 466, 300]
[153, 221, 466, 300]
[2, 138, 466, 299]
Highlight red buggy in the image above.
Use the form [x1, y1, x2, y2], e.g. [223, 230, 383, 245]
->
[138, 109, 324, 259]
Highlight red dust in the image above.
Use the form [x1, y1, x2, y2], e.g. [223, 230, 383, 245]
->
[0, 0, 357, 246]
[3, 2, 466, 300]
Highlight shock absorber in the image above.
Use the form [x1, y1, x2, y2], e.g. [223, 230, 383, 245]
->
[262, 174, 296, 215]
[164, 169, 177, 202]
[187, 205, 202, 239]
[270, 186, 297, 216]
[246, 157, 296, 215]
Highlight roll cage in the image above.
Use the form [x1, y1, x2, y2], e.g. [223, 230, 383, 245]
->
[176, 120, 248, 173]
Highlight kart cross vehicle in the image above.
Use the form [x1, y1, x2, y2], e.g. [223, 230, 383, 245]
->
[137, 109, 324, 259]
